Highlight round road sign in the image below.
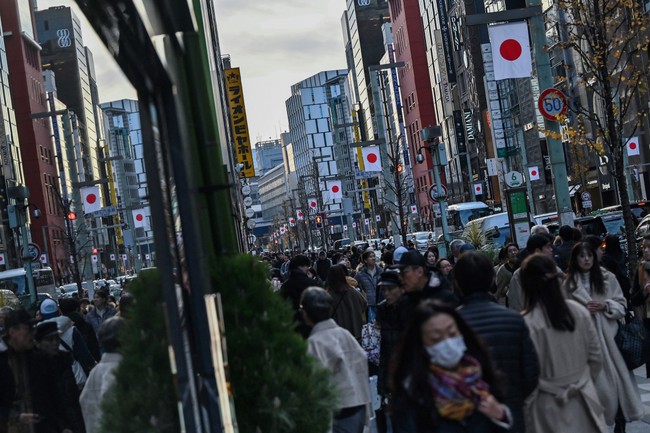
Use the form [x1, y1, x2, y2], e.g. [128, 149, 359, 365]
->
[20, 243, 41, 263]
[428, 184, 448, 203]
[245, 207, 255, 218]
[538, 88, 568, 121]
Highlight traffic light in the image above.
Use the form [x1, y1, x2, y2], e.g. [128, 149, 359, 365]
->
[67, 211, 77, 221]
[396, 163, 403, 173]
[315, 215, 323, 229]
[92, 248, 98, 255]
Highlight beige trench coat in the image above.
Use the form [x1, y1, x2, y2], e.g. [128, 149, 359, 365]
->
[523, 300, 607, 433]
[563, 269, 645, 424]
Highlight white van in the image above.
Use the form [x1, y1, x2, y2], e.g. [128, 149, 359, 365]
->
[463, 212, 511, 249]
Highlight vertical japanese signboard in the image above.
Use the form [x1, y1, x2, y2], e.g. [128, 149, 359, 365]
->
[225, 68, 255, 178]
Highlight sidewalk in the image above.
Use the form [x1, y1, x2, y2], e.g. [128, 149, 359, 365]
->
[624, 367, 650, 432]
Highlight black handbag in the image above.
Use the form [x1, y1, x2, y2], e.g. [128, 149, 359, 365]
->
[615, 311, 650, 370]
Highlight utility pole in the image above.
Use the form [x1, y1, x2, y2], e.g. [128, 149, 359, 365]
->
[466, 3, 573, 226]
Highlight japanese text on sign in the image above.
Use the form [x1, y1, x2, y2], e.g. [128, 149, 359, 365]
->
[226, 68, 255, 178]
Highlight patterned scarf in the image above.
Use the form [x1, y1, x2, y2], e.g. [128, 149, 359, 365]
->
[429, 355, 490, 421]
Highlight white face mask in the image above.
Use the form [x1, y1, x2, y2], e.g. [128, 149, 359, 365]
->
[425, 336, 467, 368]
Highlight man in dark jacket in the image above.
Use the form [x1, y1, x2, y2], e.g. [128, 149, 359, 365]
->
[280, 255, 321, 338]
[456, 251, 540, 433]
[59, 297, 101, 361]
[395, 250, 458, 311]
[555, 225, 576, 271]
[313, 251, 332, 283]
[1, 309, 70, 433]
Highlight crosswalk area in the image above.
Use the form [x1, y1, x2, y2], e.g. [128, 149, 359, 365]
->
[633, 367, 650, 428]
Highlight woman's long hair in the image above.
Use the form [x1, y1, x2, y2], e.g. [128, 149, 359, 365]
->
[567, 241, 605, 295]
[389, 301, 501, 419]
[326, 264, 351, 294]
[521, 253, 575, 331]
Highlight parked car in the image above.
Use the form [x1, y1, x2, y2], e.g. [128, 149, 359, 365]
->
[407, 231, 434, 252]
[462, 212, 511, 249]
[58, 283, 79, 299]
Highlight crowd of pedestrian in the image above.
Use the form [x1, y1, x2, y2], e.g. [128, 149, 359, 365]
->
[265, 226, 649, 433]
[0, 284, 129, 433]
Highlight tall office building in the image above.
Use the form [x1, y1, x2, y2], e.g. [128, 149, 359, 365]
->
[387, 0, 438, 216]
[0, 13, 26, 269]
[343, 0, 391, 141]
[35, 6, 102, 185]
[286, 70, 348, 217]
[254, 139, 283, 176]
[101, 99, 154, 264]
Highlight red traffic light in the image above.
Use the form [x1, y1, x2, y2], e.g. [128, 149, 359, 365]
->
[67, 212, 76, 221]
[92, 248, 98, 254]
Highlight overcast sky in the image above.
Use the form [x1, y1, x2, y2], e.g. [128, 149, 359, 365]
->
[37, 0, 347, 143]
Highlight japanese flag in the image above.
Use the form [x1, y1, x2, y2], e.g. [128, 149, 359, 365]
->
[627, 136, 640, 156]
[410, 205, 418, 214]
[40, 254, 48, 264]
[343, 224, 348, 231]
[376, 215, 381, 222]
[362, 147, 382, 172]
[365, 218, 370, 225]
[121, 254, 127, 261]
[81, 186, 101, 214]
[0, 253, 6, 266]
[289, 217, 296, 227]
[308, 198, 318, 212]
[110, 253, 116, 261]
[528, 166, 540, 181]
[327, 180, 343, 200]
[145, 254, 151, 260]
[280, 226, 286, 235]
[489, 21, 532, 80]
[296, 210, 304, 220]
[474, 183, 484, 195]
[132, 208, 148, 229]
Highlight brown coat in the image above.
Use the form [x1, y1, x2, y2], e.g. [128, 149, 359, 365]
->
[328, 286, 367, 341]
[523, 300, 607, 433]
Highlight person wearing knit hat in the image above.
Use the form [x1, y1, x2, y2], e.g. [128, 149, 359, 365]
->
[39, 298, 60, 320]
[392, 246, 409, 264]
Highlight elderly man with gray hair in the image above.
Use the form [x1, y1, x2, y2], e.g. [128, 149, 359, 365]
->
[301, 287, 370, 433]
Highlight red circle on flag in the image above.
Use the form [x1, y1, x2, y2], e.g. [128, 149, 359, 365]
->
[332, 185, 340, 193]
[367, 153, 378, 163]
[86, 194, 97, 204]
[135, 213, 144, 222]
[475, 186, 481, 191]
[298, 211, 303, 217]
[630, 142, 638, 150]
[500, 39, 522, 61]
[310, 201, 316, 208]
[531, 170, 537, 176]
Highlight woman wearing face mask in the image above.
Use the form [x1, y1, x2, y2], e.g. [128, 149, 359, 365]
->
[390, 301, 511, 433]
[562, 242, 644, 432]
[520, 253, 607, 433]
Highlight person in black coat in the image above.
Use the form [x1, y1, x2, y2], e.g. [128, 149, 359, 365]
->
[555, 225, 577, 272]
[395, 250, 458, 317]
[59, 298, 101, 362]
[631, 234, 650, 378]
[280, 254, 322, 338]
[374, 268, 404, 433]
[456, 251, 540, 433]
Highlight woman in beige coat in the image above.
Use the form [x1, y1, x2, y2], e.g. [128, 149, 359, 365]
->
[520, 253, 607, 433]
[563, 242, 644, 432]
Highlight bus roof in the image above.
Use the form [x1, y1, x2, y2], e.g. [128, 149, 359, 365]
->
[447, 202, 489, 211]
[0, 268, 26, 279]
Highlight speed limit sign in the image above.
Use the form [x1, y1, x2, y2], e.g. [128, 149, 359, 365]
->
[538, 88, 568, 121]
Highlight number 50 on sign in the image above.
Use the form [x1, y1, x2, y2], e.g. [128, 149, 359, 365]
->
[538, 88, 568, 121]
